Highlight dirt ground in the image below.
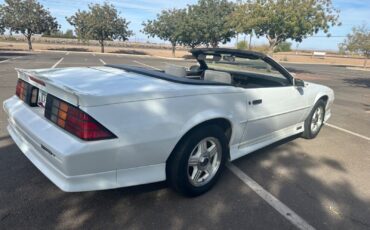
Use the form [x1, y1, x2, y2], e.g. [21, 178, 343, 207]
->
[0, 41, 190, 58]
[273, 52, 368, 68]
[1, 41, 369, 68]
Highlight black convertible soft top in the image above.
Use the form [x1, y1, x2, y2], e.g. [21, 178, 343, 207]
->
[105, 64, 230, 86]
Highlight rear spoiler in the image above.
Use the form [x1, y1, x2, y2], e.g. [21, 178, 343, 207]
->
[15, 68, 81, 106]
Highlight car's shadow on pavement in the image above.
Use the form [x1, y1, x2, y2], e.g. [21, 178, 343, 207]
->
[0, 52, 31, 57]
[342, 77, 370, 88]
[232, 133, 370, 230]
[1, 133, 370, 229]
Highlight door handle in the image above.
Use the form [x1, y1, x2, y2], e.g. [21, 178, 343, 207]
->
[252, 99, 262, 105]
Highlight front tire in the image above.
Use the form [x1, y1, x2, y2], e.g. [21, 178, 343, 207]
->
[167, 125, 228, 197]
[302, 100, 326, 139]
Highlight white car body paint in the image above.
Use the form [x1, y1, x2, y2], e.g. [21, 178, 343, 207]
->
[3, 64, 334, 192]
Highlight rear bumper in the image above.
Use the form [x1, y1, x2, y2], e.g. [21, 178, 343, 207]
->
[3, 96, 166, 192]
[7, 122, 117, 192]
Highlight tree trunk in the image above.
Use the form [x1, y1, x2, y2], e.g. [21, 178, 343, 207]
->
[269, 42, 276, 54]
[364, 58, 368, 68]
[249, 34, 252, 50]
[266, 35, 277, 56]
[27, 36, 32, 51]
[211, 41, 218, 48]
[171, 43, 176, 57]
[268, 41, 277, 56]
[100, 41, 104, 53]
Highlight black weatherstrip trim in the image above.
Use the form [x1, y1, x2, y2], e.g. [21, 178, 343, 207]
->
[105, 64, 231, 86]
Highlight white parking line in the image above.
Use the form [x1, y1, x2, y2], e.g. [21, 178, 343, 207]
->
[133, 60, 161, 70]
[0, 56, 23, 64]
[99, 58, 106, 65]
[51, 57, 64, 68]
[65, 52, 70, 55]
[325, 123, 370, 141]
[92, 53, 96, 56]
[227, 163, 316, 230]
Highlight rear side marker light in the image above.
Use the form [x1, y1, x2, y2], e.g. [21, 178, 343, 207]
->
[44, 95, 117, 141]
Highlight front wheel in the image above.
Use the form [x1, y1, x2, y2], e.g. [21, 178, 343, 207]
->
[302, 100, 326, 139]
[167, 125, 228, 197]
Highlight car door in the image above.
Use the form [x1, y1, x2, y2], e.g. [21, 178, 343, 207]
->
[239, 85, 308, 146]
[198, 52, 309, 148]
[234, 57, 310, 146]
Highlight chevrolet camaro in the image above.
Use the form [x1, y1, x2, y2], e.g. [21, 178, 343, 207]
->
[3, 48, 334, 196]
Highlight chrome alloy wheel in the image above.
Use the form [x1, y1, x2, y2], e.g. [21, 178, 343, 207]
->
[311, 106, 324, 134]
[187, 137, 222, 187]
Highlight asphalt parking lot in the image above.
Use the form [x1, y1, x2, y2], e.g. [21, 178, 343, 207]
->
[0, 51, 369, 230]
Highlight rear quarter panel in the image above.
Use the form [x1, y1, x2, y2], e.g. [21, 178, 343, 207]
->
[82, 91, 246, 170]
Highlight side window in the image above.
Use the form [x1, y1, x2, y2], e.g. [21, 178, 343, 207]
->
[205, 54, 291, 88]
[229, 57, 290, 87]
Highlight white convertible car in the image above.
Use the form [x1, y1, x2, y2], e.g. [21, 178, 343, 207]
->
[3, 48, 334, 196]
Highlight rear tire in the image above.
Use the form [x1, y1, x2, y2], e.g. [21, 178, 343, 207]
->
[302, 100, 326, 139]
[167, 125, 228, 197]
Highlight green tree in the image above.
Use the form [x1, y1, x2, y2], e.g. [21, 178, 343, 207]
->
[64, 29, 74, 38]
[227, 4, 253, 46]
[0, 7, 5, 34]
[236, 40, 248, 50]
[176, 7, 203, 49]
[67, 3, 132, 53]
[274, 41, 292, 52]
[67, 10, 89, 41]
[0, 0, 59, 50]
[142, 9, 186, 56]
[189, 0, 235, 48]
[229, 0, 340, 53]
[340, 24, 370, 68]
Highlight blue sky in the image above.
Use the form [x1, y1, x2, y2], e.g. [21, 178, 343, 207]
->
[1, 0, 369, 51]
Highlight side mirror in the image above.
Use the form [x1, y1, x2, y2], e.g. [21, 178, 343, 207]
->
[294, 78, 305, 87]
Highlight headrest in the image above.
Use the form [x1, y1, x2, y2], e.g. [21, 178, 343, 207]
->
[204, 70, 232, 84]
[164, 64, 187, 77]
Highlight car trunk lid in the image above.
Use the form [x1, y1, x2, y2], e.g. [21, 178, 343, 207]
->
[16, 66, 199, 107]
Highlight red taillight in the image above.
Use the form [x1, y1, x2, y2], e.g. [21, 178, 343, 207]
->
[45, 95, 117, 141]
[15, 79, 38, 106]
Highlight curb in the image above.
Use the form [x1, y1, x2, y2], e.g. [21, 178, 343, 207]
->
[345, 67, 370, 72]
